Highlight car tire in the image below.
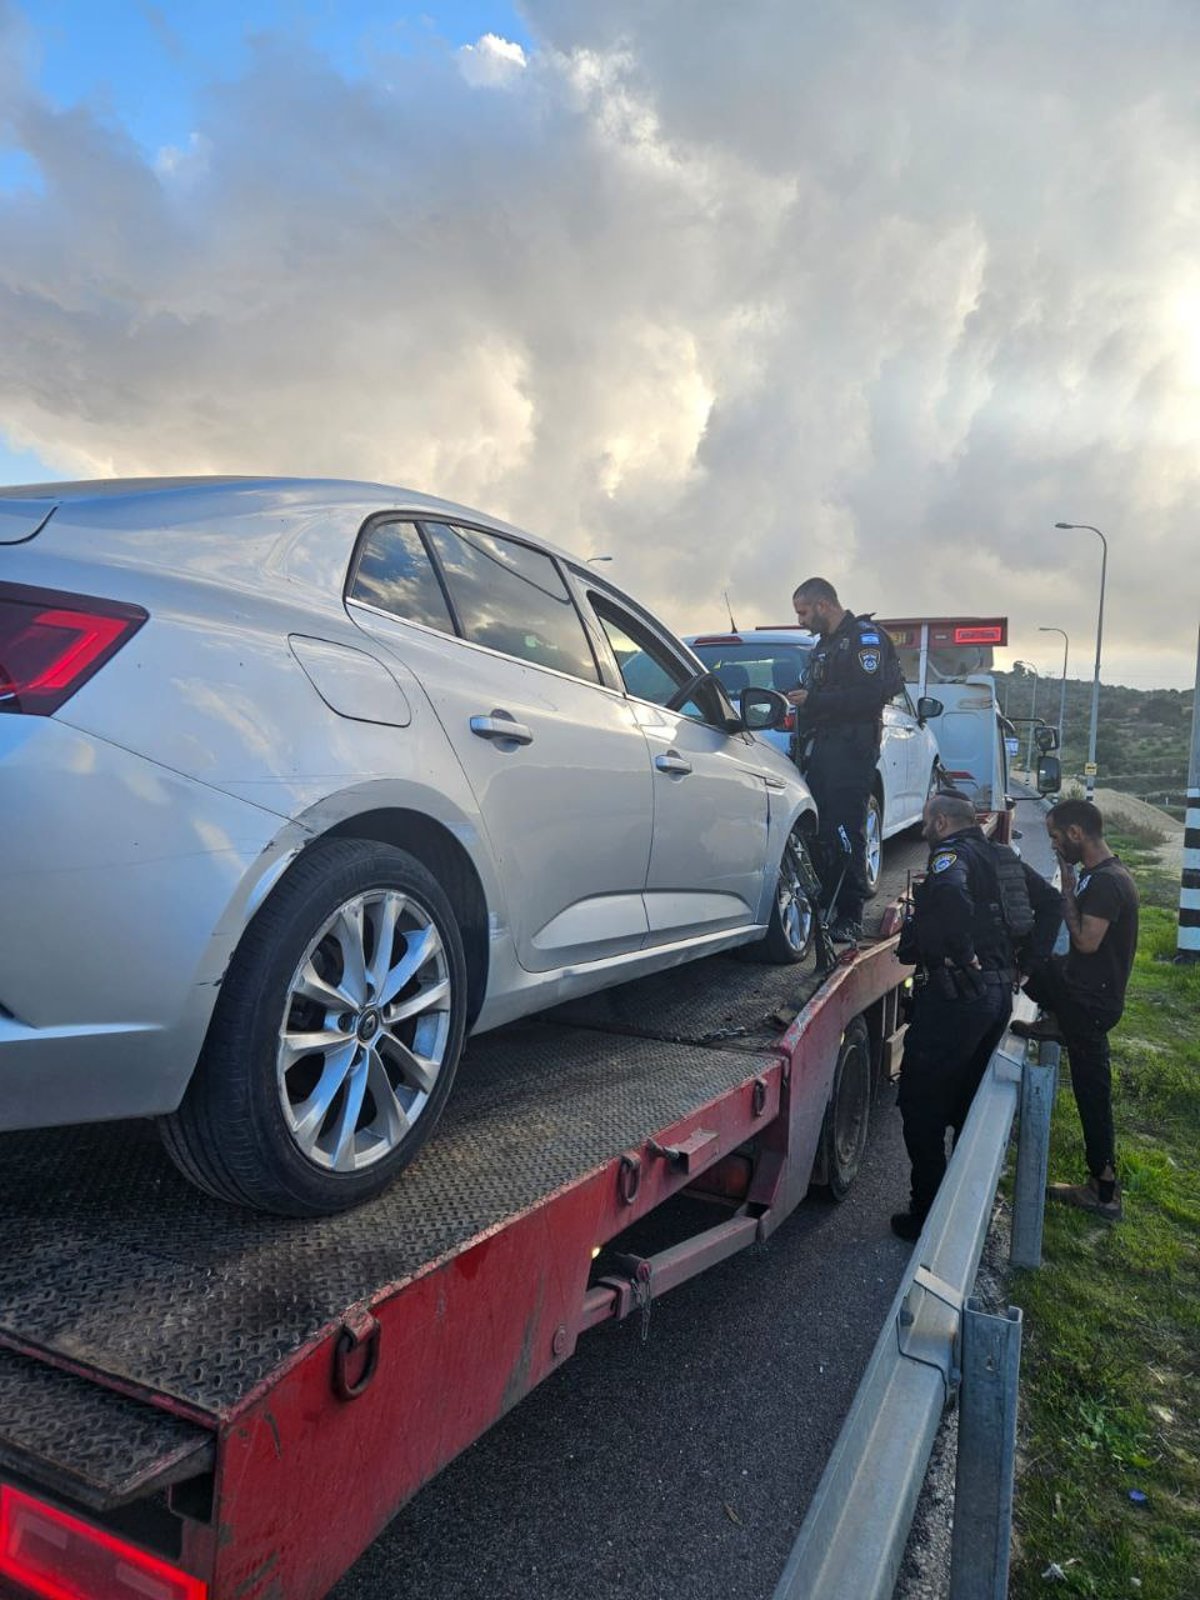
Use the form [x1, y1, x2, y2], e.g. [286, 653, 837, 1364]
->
[160, 839, 468, 1216]
[813, 1016, 872, 1200]
[863, 789, 883, 900]
[751, 826, 816, 965]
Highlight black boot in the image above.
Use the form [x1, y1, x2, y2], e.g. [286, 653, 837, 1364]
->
[889, 1207, 928, 1242]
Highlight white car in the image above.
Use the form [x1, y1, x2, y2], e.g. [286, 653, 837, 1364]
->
[0, 477, 818, 1214]
[684, 627, 943, 895]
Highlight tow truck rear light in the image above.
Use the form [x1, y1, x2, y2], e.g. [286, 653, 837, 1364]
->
[0, 583, 147, 716]
[0, 1486, 205, 1600]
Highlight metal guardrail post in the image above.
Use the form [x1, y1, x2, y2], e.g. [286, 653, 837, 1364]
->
[1009, 1041, 1058, 1268]
[948, 1300, 1023, 1600]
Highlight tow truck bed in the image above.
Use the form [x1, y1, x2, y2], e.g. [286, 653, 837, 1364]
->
[0, 846, 924, 1600]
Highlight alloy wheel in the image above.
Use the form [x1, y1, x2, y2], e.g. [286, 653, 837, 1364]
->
[277, 889, 453, 1172]
[777, 838, 815, 956]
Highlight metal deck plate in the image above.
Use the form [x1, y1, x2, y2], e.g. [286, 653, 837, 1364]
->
[0, 1345, 212, 1510]
[545, 950, 825, 1041]
[0, 1022, 776, 1418]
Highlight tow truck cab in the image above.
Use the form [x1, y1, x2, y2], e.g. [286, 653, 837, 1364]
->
[875, 616, 1017, 817]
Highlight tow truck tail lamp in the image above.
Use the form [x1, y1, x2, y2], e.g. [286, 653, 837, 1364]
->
[0, 1486, 206, 1600]
[0, 582, 147, 716]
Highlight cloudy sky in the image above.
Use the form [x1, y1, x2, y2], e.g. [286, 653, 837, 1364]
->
[2, 1, 1198, 689]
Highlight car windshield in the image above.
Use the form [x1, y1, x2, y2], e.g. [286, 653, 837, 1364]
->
[689, 639, 812, 697]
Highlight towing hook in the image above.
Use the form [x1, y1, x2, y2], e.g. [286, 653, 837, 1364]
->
[333, 1312, 381, 1402]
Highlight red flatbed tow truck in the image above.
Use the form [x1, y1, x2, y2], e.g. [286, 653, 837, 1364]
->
[0, 815, 1011, 1600]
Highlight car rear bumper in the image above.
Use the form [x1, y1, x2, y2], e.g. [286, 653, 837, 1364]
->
[0, 716, 294, 1129]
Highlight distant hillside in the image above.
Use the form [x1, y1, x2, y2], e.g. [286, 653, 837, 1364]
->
[994, 669, 1194, 812]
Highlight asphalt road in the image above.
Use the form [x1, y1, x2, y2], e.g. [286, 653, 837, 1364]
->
[331, 798, 1058, 1600]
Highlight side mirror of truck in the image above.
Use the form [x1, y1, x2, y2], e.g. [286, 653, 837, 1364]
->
[740, 686, 789, 732]
[916, 696, 944, 724]
[1034, 725, 1059, 753]
[1036, 755, 1062, 795]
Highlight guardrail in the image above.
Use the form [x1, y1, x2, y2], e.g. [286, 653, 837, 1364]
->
[773, 999, 1053, 1600]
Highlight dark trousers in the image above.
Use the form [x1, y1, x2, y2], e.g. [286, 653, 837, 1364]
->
[1023, 957, 1121, 1178]
[898, 976, 1013, 1214]
[804, 730, 877, 925]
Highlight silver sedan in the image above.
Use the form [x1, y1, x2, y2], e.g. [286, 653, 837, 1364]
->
[0, 478, 817, 1214]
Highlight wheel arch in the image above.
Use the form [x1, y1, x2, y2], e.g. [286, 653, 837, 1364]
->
[316, 809, 490, 1028]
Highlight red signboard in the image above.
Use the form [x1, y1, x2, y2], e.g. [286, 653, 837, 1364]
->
[875, 617, 1008, 648]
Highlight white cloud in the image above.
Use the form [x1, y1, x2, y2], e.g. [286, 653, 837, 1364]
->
[456, 32, 527, 89]
[1, 0, 1199, 686]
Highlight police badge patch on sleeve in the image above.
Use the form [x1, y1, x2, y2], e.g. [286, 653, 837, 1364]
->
[931, 851, 957, 873]
[858, 649, 880, 672]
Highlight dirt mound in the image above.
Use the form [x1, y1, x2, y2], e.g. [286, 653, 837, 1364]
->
[1093, 788, 1184, 836]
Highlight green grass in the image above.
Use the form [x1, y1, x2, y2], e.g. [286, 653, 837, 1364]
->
[1007, 856, 1200, 1599]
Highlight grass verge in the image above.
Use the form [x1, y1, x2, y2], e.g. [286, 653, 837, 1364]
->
[1008, 835, 1200, 1598]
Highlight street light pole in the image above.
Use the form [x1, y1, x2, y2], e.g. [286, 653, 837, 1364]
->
[1055, 522, 1108, 801]
[1015, 661, 1040, 773]
[1039, 626, 1069, 755]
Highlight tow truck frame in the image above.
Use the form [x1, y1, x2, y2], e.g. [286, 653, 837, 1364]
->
[0, 819, 1010, 1600]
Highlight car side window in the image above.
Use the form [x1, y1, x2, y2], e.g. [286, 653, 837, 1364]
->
[348, 519, 456, 634]
[589, 594, 716, 723]
[423, 522, 601, 684]
[891, 687, 915, 713]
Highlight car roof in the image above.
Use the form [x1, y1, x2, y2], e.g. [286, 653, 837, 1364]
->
[684, 628, 816, 646]
[0, 474, 582, 568]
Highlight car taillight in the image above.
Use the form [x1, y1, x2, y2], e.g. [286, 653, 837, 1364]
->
[0, 582, 147, 716]
[0, 1486, 206, 1599]
[783, 709, 796, 732]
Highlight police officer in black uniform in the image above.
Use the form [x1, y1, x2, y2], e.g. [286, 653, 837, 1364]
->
[789, 577, 904, 941]
[891, 791, 1062, 1241]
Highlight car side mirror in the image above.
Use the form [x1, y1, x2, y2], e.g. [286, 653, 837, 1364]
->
[1034, 725, 1059, 753]
[916, 696, 944, 722]
[740, 686, 789, 732]
[1036, 755, 1062, 795]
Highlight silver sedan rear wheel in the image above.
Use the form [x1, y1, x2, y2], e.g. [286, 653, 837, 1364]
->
[279, 889, 453, 1173]
[160, 839, 468, 1215]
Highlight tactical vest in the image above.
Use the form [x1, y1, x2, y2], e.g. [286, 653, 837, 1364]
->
[989, 843, 1036, 942]
[954, 833, 1031, 970]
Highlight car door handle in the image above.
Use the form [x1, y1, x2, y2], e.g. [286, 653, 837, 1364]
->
[655, 752, 693, 775]
[470, 714, 534, 746]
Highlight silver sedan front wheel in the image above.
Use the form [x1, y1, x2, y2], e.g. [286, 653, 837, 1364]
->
[864, 791, 883, 898]
[755, 827, 816, 964]
[280, 889, 453, 1173]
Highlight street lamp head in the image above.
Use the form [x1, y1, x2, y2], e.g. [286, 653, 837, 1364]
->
[1054, 521, 1075, 529]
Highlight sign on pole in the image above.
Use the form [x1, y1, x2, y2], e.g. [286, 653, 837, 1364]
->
[1178, 623, 1200, 963]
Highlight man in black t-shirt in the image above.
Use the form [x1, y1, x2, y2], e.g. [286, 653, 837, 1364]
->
[1013, 799, 1139, 1222]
